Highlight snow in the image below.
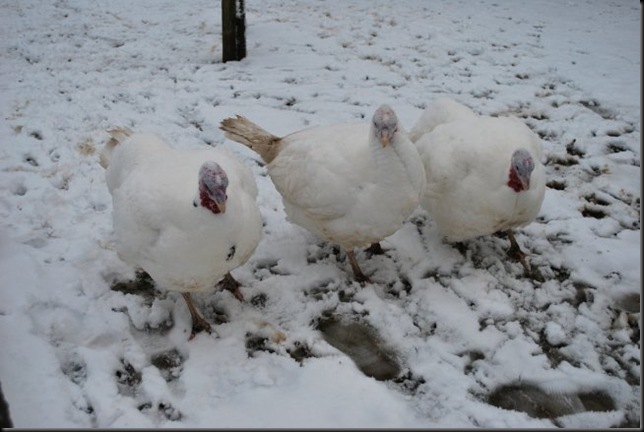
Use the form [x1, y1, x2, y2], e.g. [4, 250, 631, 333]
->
[0, 0, 640, 428]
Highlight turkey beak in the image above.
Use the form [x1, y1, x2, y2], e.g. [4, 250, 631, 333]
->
[211, 190, 227, 214]
[378, 127, 395, 148]
[215, 199, 227, 214]
[521, 177, 530, 191]
[518, 161, 533, 191]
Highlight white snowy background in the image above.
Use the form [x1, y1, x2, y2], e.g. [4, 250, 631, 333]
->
[0, 0, 640, 428]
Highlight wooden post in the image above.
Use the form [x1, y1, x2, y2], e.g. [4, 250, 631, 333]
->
[0, 383, 12, 429]
[222, 0, 246, 62]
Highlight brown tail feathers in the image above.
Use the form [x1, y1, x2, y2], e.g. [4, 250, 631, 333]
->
[220, 115, 282, 163]
[99, 127, 133, 169]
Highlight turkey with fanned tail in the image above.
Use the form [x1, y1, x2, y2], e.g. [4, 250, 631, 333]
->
[220, 105, 425, 283]
[100, 128, 262, 339]
[410, 97, 546, 274]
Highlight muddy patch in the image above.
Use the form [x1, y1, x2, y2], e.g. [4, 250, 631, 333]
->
[150, 349, 184, 382]
[316, 314, 401, 381]
[110, 270, 159, 306]
[487, 382, 616, 420]
[115, 359, 142, 397]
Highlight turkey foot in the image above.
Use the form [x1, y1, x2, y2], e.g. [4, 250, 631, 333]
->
[506, 234, 545, 282]
[346, 250, 371, 284]
[506, 230, 531, 273]
[181, 292, 212, 340]
[219, 272, 244, 302]
[365, 242, 385, 256]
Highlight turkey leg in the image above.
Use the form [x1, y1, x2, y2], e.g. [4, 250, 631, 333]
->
[506, 230, 531, 273]
[219, 272, 244, 301]
[346, 250, 371, 284]
[365, 242, 385, 255]
[181, 292, 212, 340]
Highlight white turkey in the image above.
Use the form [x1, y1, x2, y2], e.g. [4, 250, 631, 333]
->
[407, 96, 478, 143]
[100, 128, 262, 339]
[410, 97, 546, 273]
[220, 105, 425, 283]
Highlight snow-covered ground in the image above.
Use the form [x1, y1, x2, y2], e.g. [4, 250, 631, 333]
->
[0, 0, 640, 428]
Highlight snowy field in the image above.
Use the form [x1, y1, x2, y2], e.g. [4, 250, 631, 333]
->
[0, 0, 640, 428]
